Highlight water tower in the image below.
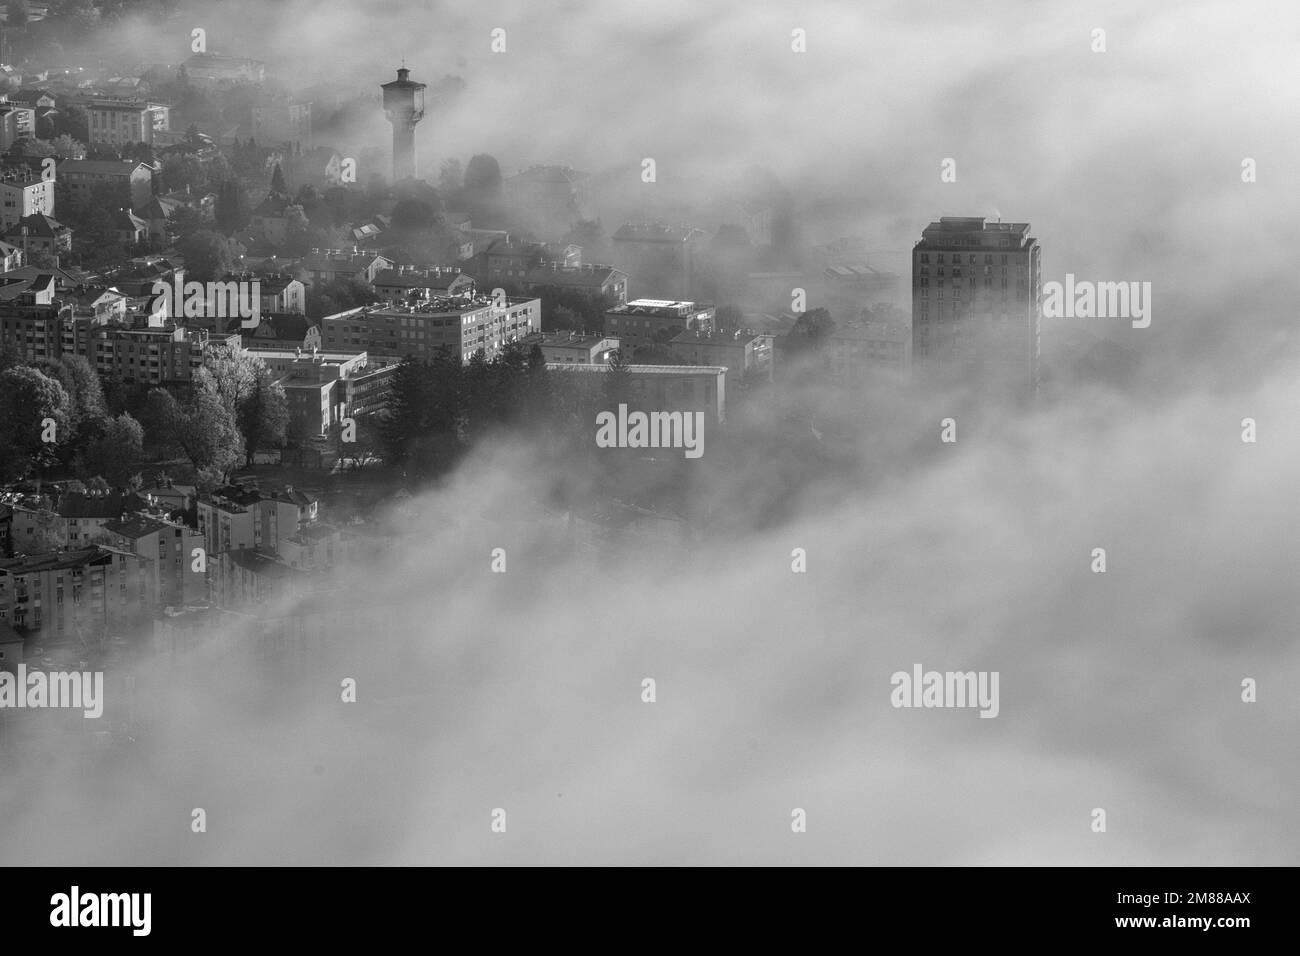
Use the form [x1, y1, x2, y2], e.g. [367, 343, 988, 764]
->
[381, 66, 426, 182]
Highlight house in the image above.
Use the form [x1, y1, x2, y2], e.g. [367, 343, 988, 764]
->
[0, 546, 154, 638]
[669, 328, 772, 380]
[57, 158, 153, 210]
[250, 190, 294, 245]
[225, 311, 320, 351]
[0, 103, 34, 149]
[472, 236, 543, 282]
[0, 167, 54, 229]
[522, 262, 627, 307]
[86, 99, 169, 147]
[603, 298, 715, 350]
[212, 548, 311, 609]
[301, 249, 392, 287]
[0, 238, 22, 271]
[101, 513, 207, 608]
[370, 266, 474, 305]
[196, 482, 319, 559]
[518, 330, 619, 365]
[1, 212, 71, 257]
[139, 194, 182, 241]
[57, 491, 147, 545]
[113, 208, 149, 246]
[220, 271, 305, 314]
[6, 89, 56, 110]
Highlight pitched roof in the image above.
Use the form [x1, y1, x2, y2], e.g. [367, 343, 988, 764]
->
[228, 311, 311, 341]
[114, 209, 149, 231]
[57, 158, 150, 177]
[1, 213, 69, 239]
[102, 515, 171, 539]
[525, 265, 622, 289]
[253, 191, 293, 216]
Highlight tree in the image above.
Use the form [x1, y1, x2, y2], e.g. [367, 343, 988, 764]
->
[438, 158, 463, 202]
[214, 179, 248, 236]
[170, 205, 204, 241]
[201, 348, 288, 465]
[238, 365, 288, 465]
[150, 374, 244, 482]
[7, 137, 54, 159]
[160, 153, 207, 193]
[331, 413, 381, 471]
[0, 366, 73, 482]
[269, 162, 286, 194]
[177, 230, 234, 282]
[49, 134, 85, 159]
[77, 412, 144, 486]
[51, 103, 89, 144]
[43, 354, 107, 441]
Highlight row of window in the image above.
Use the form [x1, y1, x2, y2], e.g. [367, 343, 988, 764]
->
[919, 253, 1017, 265]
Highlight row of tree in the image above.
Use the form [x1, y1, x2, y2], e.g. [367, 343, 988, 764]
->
[0, 346, 288, 490]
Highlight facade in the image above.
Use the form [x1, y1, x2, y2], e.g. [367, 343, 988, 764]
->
[0, 547, 153, 639]
[57, 159, 153, 211]
[545, 363, 728, 425]
[911, 216, 1041, 396]
[603, 298, 715, 350]
[0, 104, 34, 148]
[101, 514, 207, 608]
[196, 483, 318, 560]
[519, 331, 619, 365]
[0, 167, 54, 229]
[522, 263, 627, 307]
[371, 266, 474, 304]
[302, 249, 392, 287]
[668, 328, 772, 380]
[2, 212, 71, 257]
[245, 348, 397, 438]
[322, 295, 541, 362]
[86, 100, 170, 147]
[611, 223, 707, 300]
[826, 319, 910, 382]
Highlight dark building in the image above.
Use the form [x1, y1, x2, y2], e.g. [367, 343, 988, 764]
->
[911, 216, 1041, 397]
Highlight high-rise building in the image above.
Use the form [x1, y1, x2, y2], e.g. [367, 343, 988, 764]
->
[380, 67, 426, 182]
[911, 216, 1041, 396]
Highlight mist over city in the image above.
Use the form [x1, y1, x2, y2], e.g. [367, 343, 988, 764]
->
[0, 0, 1295, 870]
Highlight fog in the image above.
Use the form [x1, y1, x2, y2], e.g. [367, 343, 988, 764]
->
[1, 0, 1295, 865]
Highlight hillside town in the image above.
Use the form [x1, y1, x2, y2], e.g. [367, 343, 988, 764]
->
[0, 6, 1106, 690]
